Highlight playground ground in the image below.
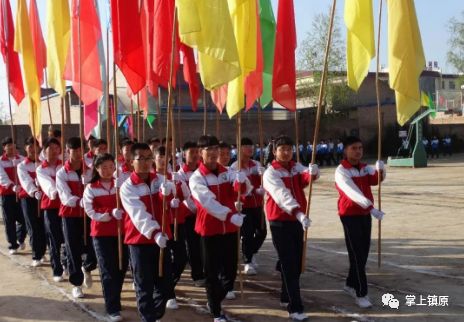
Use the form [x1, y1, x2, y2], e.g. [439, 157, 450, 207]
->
[0, 154, 463, 322]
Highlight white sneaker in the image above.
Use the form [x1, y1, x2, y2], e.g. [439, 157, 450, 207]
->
[31, 260, 41, 267]
[356, 296, 373, 308]
[166, 298, 179, 309]
[244, 263, 257, 275]
[213, 316, 227, 322]
[289, 312, 309, 321]
[19, 243, 26, 250]
[82, 267, 93, 288]
[72, 286, 84, 298]
[225, 291, 236, 300]
[108, 313, 123, 322]
[9, 249, 18, 255]
[343, 285, 357, 298]
[53, 275, 64, 282]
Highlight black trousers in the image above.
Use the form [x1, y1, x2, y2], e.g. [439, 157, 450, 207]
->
[201, 232, 238, 318]
[167, 223, 188, 299]
[44, 209, 65, 276]
[184, 215, 204, 281]
[93, 237, 129, 315]
[129, 244, 173, 322]
[340, 215, 372, 298]
[241, 207, 267, 263]
[20, 197, 46, 260]
[1, 195, 27, 250]
[270, 221, 304, 314]
[62, 216, 97, 286]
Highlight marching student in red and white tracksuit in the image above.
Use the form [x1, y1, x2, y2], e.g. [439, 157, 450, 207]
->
[335, 136, 386, 309]
[153, 145, 190, 310]
[176, 142, 205, 287]
[83, 153, 128, 322]
[230, 137, 267, 277]
[189, 135, 250, 322]
[56, 137, 96, 299]
[119, 143, 173, 322]
[84, 136, 97, 169]
[263, 135, 319, 322]
[36, 138, 65, 281]
[17, 137, 47, 266]
[115, 139, 134, 187]
[0, 137, 26, 254]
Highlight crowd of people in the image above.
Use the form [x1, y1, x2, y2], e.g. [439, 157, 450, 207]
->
[421, 135, 453, 158]
[0, 130, 386, 322]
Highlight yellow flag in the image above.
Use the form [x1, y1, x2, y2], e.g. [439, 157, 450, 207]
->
[46, 0, 70, 97]
[388, 0, 425, 126]
[176, 0, 241, 91]
[14, 0, 41, 138]
[226, 0, 258, 118]
[345, 0, 375, 91]
[420, 91, 429, 107]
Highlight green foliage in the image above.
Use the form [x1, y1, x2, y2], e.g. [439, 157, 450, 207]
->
[447, 11, 464, 75]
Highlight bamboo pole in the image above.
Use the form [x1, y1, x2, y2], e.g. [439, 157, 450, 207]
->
[257, 103, 265, 230]
[130, 100, 134, 141]
[236, 111, 244, 300]
[44, 72, 54, 129]
[301, 0, 337, 272]
[137, 93, 141, 141]
[375, 0, 384, 268]
[156, 93, 162, 139]
[203, 89, 207, 135]
[294, 110, 300, 163]
[159, 7, 178, 277]
[61, 97, 65, 161]
[106, 26, 111, 153]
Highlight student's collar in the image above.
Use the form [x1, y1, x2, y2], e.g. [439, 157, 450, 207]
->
[198, 161, 227, 176]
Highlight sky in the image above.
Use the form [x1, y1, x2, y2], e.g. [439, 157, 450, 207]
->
[0, 0, 462, 118]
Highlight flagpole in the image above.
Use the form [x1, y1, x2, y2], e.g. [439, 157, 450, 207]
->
[159, 7, 178, 277]
[302, 0, 337, 272]
[235, 110, 244, 300]
[106, 25, 111, 153]
[44, 72, 54, 130]
[130, 99, 134, 141]
[294, 110, 300, 163]
[203, 88, 207, 135]
[137, 93, 141, 141]
[156, 91, 162, 139]
[61, 96, 65, 161]
[77, 0, 88, 246]
[257, 102, 265, 230]
[375, 0, 384, 269]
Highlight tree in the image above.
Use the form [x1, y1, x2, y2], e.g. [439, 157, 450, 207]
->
[297, 8, 352, 113]
[447, 11, 464, 75]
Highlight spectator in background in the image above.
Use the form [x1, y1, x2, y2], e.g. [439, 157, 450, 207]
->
[422, 137, 430, 158]
[328, 138, 336, 166]
[431, 136, 439, 158]
[336, 139, 344, 163]
[218, 141, 232, 168]
[442, 135, 452, 156]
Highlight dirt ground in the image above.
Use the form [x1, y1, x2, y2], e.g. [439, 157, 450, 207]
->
[0, 154, 463, 322]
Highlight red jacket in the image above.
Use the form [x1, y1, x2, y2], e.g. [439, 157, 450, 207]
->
[120, 171, 172, 245]
[17, 157, 39, 199]
[0, 154, 24, 196]
[83, 180, 120, 237]
[189, 162, 248, 237]
[56, 160, 92, 217]
[230, 159, 263, 208]
[335, 159, 383, 216]
[263, 160, 312, 222]
[36, 160, 62, 209]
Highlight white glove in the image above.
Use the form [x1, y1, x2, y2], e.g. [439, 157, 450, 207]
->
[160, 181, 175, 196]
[154, 232, 168, 248]
[366, 166, 376, 176]
[370, 208, 385, 220]
[34, 191, 42, 200]
[307, 164, 320, 179]
[50, 190, 58, 200]
[68, 196, 79, 208]
[81, 176, 87, 185]
[12, 185, 21, 193]
[235, 171, 247, 184]
[257, 166, 265, 176]
[170, 198, 180, 209]
[112, 208, 124, 220]
[99, 213, 112, 222]
[230, 213, 245, 227]
[234, 201, 243, 212]
[296, 212, 311, 230]
[255, 187, 265, 196]
[375, 160, 385, 171]
[171, 172, 181, 182]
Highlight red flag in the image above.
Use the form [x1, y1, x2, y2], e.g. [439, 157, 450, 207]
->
[141, 0, 158, 97]
[272, 0, 296, 111]
[0, 0, 25, 105]
[180, 43, 199, 111]
[245, 2, 264, 110]
[152, 0, 179, 89]
[111, 0, 146, 94]
[211, 85, 228, 114]
[84, 100, 98, 139]
[29, 0, 46, 85]
[64, 0, 103, 105]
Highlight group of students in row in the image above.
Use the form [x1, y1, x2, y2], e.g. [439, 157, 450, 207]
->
[0, 132, 386, 322]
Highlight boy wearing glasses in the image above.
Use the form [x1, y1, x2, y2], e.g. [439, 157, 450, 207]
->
[189, 135, 250, 322]
[120, 143, 173, 322]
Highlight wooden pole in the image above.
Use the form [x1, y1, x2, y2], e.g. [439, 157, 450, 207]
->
[203, 89, 207, 135]
[294, 110, 300, 163]
[257, 103, 266, 230]
[106, 26, 111, 153]
[44, 72, 54, 130]
[137, 93, 141, 141]
[156, 93, 163, 139]
[301, 0, 337, 272]
[61, 97, 65, 161]
[236, 111, 244, 300]
[130, 100, 135, 141]
[159, 7, 178, 277]
[375, 0, 384, 269]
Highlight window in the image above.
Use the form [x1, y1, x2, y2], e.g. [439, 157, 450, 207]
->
[449, 81, 455, 90]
